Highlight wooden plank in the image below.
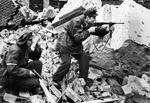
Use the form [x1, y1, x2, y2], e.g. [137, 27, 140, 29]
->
[39, 79, 56, 103]
[82, 98, 119, 103]
[52, 6, 85, 28]
[59, 6, 85, 20]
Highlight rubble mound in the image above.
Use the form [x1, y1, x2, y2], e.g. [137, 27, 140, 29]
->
[89, 39, 150, 81]
[1, 0, 150, 102]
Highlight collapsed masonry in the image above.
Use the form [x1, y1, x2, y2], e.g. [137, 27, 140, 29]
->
[1, 0, 150, 102]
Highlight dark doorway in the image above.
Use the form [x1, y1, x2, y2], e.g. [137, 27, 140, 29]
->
[29, 0, 43, 12]
[50, 0, 67, 10]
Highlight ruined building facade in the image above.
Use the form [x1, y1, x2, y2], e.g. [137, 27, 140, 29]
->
[19, 0, 67, 11]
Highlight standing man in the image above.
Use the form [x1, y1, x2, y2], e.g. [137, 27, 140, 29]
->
[52, 7, 113, 87]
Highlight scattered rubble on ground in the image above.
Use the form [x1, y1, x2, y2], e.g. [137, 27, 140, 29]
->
[1, 0, 150, 103]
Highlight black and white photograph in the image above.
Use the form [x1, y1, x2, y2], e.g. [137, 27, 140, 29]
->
[0, 0, 150, 103]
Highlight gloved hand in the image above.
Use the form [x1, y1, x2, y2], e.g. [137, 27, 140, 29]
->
[101, 24, 109, 31]
[101, 24, 115, 33]
[88, 26, 97, 33]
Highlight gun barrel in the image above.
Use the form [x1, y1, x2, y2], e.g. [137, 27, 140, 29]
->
[93, 22, 124, 26]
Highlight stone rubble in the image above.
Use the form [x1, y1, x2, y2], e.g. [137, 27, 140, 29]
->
[1, 0, 150, 103]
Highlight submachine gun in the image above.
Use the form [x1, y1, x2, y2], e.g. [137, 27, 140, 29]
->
[94, 22, 124, 26]
[93, 22, 124, 26]
[93, 22, 124, 37]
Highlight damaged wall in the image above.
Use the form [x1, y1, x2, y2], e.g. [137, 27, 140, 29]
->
[0, 0, 25, 30]
[109, 0, 150, 50]
[94, 0, 150, 50]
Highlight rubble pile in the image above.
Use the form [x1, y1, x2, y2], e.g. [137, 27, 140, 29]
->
[19, 6, 38, 21]
[1, 0, 150, 103]
[70, 39, 150, 103]
[36, 6, 58, 21]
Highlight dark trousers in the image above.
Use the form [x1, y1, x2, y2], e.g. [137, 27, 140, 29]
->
[53, 52, 90, 82]
[7, 60, 42, 91]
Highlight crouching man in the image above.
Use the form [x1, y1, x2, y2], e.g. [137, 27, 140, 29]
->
[0, 31, 42, 94]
